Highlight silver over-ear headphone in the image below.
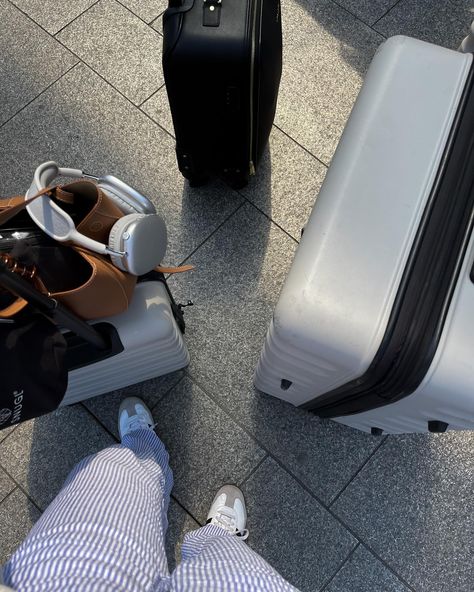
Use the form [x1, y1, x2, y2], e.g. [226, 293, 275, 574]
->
[25, 162, 167, 276]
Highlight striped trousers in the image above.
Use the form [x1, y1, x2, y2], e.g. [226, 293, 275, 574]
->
[3, 430, 297, 591]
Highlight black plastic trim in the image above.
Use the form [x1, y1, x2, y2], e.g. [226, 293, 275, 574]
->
[65, 322, 124, 371]
[303, 62, 474, 418]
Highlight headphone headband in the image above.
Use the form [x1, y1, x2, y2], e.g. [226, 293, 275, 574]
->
[28, 161, 156, 215]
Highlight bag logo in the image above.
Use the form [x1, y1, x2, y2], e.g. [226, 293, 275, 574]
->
[0, 408, 12, 425]
[11, 390, 24, 424]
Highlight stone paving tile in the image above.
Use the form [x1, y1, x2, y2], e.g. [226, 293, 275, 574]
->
[120, 0, 168, 23]
[0, 63, 244, 268]
[241, 458, 356, 592]
[0, 405, 115, 510]
[332, 0, 398, 26]
[374, 0, 473, 49]
[276, 0, 383, 164]
[0, 488, 41, 565]
[168, 203, 380, 505]
[0, 426, 16, 445]
[141, 84, 175, 137]
[57, 0, 164, 105]
[326, 545, 410, 592]
[0, 466, 16, 504]
[166, 499, 200, 571]
[332, 432, 474, 592]
[0, 0, 77, 126]
[9, 0, 98, 35]
[152, 375, 266, 523]
[240, 126, 327, 240]
[84, 370, 185, 439]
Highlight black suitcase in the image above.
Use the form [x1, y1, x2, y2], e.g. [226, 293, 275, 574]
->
[162, 0, 282, 189]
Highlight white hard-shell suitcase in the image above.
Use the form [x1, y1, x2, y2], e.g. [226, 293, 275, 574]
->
[254, 36, 474, 434]
[63, 278, 189, 405]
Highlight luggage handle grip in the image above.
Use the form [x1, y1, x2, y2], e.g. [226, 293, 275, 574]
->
[203, 0, 221, 27]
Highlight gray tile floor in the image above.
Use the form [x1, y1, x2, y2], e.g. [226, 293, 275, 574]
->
[0, 0, 472, 590]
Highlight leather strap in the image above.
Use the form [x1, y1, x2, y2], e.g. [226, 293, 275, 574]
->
[155, 264, 194, 274]
[0, 298, 28, 319]
[0, 186, 54, 226]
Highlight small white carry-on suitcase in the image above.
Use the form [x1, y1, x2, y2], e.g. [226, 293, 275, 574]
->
[254, 35, 474, 434]
[63, 276, 190, 405]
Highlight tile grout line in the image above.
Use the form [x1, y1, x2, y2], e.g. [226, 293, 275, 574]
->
[138, 104, 176, 141]
[173, 201, 246, 267]
[0, 62, 79, 133]
[182, 372, 414, 588]
[237, 453, 269, 488]
[0, 486, 23, 512]
[354, 540, 417, 592]
[5, 0, 99, 38]
[371, 0, 404, 27]
[238, 195, 300, 244]
[114, 0, 161, 27]
[328, 435, 388, 507]
[0, 473, 15, 506]
[52, 0, 103, 36]
[272, 123, 330, 169]
[46, 43, 162, 110]
[0, 426, 19, 448]
[139, 83, 166, 109]
[0, 463, 43, 514]
[175, 197, 300, 272]
[324, 507, 416, 591]
[150, 11, 166, 30]
[149, 373, 188, 414]
[79, 402, 121, 443]
[318, 541, 361, 592]
[323, 0, 390, 35]
[170, 493, 203, 527]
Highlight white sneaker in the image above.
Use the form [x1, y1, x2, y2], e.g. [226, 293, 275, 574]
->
[118, 397, 155, 440]
[206, 484, 249, 540]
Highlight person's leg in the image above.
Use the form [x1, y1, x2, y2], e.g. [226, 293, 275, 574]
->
[3, 397, 172, 592]
[170, 485, 299, 591]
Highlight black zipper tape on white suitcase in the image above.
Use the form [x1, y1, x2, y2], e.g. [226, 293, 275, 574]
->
[304, 62, 474, 418]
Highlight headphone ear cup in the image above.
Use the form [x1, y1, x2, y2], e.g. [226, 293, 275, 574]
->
[108, 213, 167, 276]
[108, 214, 141, 272]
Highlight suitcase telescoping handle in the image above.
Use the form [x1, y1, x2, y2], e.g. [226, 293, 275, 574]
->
[0, 260, 108, 350]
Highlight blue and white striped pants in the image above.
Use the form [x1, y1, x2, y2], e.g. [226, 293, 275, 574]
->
[3, 430, 297, 591]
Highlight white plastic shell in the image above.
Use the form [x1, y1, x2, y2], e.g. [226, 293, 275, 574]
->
[254, 36, 474, 433]
[62, 281, 189, 406]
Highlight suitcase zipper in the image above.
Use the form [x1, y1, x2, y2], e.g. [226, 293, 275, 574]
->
[249, 0, 258, 175]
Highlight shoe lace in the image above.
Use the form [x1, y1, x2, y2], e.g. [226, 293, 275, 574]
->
[127, 412, 155, 433]
[212, 507, 249, 540]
